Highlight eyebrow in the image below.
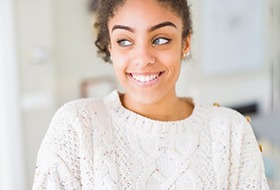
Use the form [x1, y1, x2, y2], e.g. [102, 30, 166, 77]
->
[111, 25, 134, 33]
[111, 21, 177, 33]
[149, 21, 177, 32]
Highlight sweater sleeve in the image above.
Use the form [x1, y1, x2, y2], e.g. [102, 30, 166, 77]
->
[32, 103, 82, 190]
[231, 113, 269, 190]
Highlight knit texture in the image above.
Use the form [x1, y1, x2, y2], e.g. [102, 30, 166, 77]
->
[33, 90, 269, 189]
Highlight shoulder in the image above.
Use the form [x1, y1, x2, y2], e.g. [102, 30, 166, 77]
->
[41, 97, 109, 152]
[203, 103, 247, 121]
[54, 90, 119, 123]
[56, 98, 99, 115]
[196, 103, 257, 149]
[197, 102, 250, 133]
[44, 97, 111, 144]
[52, 97, 107, 125]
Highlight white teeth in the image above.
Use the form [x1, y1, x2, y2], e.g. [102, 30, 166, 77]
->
[131, 73, 160, 82]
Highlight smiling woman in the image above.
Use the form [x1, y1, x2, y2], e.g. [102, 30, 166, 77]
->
[32, 0, 269, 189]
[107, 0, 191, 118]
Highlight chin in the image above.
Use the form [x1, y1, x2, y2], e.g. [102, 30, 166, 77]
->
[128, 91, 164, 106]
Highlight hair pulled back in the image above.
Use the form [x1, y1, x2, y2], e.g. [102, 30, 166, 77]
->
[94, 0, 192, 63]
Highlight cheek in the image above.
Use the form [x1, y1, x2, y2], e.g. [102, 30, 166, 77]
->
[112, 56, 129, 79]
[111, 48, 128, 64]
[158, 42, 182, 62]
[112, 64, 127, 88]
[159, 50, 182, 69]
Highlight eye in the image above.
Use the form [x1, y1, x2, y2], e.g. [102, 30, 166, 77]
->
[153, 37, 171, 45]
[117, 38, 132, 47]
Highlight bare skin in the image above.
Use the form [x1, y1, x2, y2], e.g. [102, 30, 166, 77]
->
[108, 0, 193, 121]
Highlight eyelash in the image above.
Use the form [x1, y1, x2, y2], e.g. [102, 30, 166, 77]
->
[116, 37, 172, 47]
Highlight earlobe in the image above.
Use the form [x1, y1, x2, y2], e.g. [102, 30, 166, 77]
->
[181, 35, 192, 60]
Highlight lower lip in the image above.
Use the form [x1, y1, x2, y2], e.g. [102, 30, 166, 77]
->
[128, 72, 164, 88]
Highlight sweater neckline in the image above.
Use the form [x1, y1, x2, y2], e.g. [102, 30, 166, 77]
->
[104, 90, 205, 137]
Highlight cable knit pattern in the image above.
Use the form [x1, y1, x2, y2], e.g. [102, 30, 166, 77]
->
[33, 90, 269, 190]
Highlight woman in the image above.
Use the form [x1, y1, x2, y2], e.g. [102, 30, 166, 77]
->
[33, 0, 269, 189]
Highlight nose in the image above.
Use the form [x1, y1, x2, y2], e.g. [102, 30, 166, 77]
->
[132, 43, 156, 67]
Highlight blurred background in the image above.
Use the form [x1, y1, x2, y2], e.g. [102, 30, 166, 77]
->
[0, 0, 279, 189]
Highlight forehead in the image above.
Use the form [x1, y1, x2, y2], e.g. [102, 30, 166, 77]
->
[108, 0, 182, 30]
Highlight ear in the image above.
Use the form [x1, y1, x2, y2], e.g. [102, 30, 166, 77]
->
[182, 34, 191, 53]
[108, 43, 112, 54]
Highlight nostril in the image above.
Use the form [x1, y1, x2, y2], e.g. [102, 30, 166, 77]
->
[149, 59, 156, 65]
[133, 58, 156, 66]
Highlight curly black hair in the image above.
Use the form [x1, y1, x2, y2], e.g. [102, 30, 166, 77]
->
[93, 0, 192, 63]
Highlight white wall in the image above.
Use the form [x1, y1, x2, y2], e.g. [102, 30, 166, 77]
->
[177, 0, 273, 114]
[0, 0, 25, 189]
[15, 0, 56, 189]
[272, 0, 280, 112]
[53, 0, 115, 104]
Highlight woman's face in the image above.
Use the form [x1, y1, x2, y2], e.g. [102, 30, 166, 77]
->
[108, 0, 190, 105]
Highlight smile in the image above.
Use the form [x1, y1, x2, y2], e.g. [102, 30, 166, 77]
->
[128, 72, 163, 82]
[127, 72, 164, 87]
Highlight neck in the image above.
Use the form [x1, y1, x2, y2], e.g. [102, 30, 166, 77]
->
[120, 90, 194, 121]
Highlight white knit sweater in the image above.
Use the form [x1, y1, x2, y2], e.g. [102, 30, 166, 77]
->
[33, 90, 269, 190]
